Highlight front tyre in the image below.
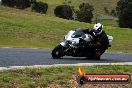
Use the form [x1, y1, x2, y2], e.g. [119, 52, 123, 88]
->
[51, 45, 65, 59]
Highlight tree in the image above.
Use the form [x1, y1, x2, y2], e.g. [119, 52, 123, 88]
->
[104, 7, 109, 14]
[75, 3, 94, 23]
[54, 5, 73, 19]
[1, 0, 15, 7]
[1, 0, 31, 9]
[15, 0, 31, 9]
[116, 0, 132, 28]
[31, 1, 48, 14]
[110, 9, 117, 17]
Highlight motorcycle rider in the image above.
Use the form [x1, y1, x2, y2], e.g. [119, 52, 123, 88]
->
[83, 23, 109, 59]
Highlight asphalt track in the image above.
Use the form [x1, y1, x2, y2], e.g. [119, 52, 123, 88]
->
[0, 48, 132, 67]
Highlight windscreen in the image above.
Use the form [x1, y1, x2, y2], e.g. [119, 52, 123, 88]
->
[71, 29, 85, 38]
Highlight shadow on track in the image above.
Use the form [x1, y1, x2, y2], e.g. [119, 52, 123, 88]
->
[51, 57, 106, 61]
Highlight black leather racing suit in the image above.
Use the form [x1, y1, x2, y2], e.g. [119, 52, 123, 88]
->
[83, 29, 109, 58]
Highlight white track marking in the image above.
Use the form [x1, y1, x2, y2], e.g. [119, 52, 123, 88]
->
[0, 62, 132, 70]
[1, 47, 11, 48]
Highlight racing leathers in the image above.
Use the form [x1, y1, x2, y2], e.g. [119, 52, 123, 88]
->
[83, 29, 109, 59]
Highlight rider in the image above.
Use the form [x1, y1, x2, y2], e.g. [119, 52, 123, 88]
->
[83, 23, 109, 59]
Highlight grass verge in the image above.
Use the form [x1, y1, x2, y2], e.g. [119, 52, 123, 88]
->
[0, 66, 132, 88]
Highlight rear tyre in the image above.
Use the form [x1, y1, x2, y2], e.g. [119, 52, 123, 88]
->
[86, 55, 100, 60]
[93, 56, 100, 60]
[51, 45, 65, 59]
[86, 55, 93, 60]
[86, 52, 94, 60]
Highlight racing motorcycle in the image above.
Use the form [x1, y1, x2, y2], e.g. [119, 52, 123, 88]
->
[51, 29, 113, 60]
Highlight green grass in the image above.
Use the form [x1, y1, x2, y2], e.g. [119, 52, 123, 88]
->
[38, 0, 117, 17]
[92, 19, 119, 27]
[0, 66, 132, 87]
[0, 6, 132, 52]
[38, 0, 119, 27]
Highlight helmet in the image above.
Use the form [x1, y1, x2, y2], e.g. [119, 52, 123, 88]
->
[93, 23, 103, 36]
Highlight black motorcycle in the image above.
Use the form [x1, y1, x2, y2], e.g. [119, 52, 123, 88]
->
[51, 29, 113, 60]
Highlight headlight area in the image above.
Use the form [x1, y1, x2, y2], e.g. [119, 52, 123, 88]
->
[72, 41, 76, 45]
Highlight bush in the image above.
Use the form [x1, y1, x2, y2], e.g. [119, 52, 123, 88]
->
[54, 5, 73, 19]
[116, 0, 132, 28]
[1, 0, 15, 7]
[31, 1, 48, 14]
[110, 9, 117, 17]
[75, 3, 94, 23]
[15, 0, 31, 9]
[104, 7, 109, 14]
[1, 0, 31, 9]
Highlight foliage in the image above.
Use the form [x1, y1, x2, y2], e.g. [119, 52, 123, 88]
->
[31, 1, 48, 14]
[1, 0, 15, 7]
[75, 3, 94, 23]
[54, 5, 73, 19]
[110, 9, 117, 17]
[15, 0, 31, 9]
[1, 0, 31, 9]
[104, 7, 109, 14]
[116, 0, 132, 28]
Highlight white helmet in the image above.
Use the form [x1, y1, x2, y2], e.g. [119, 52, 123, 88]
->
[93, 23, 103, 36]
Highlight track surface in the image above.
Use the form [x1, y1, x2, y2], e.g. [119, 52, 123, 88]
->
[0, 48, 132, 67]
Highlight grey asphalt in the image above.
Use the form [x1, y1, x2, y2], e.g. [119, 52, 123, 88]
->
[0, 48, 132, 67]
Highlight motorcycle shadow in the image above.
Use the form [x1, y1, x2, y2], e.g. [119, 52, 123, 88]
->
[53, 56, 106, 61]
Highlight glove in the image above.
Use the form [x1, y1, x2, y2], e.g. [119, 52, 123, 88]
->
[95, 51, 101, 57]
[79, 38, 85, 43]
[96, 42, 101, 47]
[89, 43, 95, 48]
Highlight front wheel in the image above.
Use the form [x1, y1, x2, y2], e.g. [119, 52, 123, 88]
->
[51, 45, 65, 59]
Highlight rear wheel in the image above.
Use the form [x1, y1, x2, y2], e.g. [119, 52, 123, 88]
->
[86, 56, 100, 60]
[93, 56, 100, 60]
[86, 52, 94, 60]
[51, 45, 65, 59]
[86, 55, 93, 60]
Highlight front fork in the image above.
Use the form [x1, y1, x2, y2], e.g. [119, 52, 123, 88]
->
[60, 42, 74, 55]
[60, 42, 83, 56]
[59, 42, 68, 55]
[60, 42, 67, 47]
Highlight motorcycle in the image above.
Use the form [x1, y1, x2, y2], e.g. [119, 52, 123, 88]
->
[51, 29, 113, 60]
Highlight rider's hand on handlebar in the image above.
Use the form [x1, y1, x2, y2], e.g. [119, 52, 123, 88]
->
[89, 43, 95, 48]
[79, 38, 85, 44]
